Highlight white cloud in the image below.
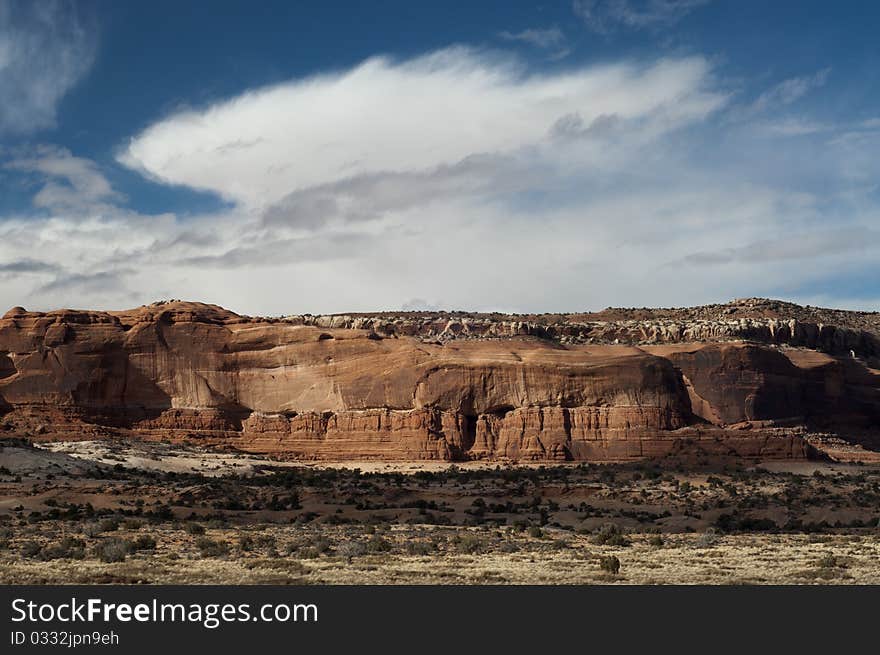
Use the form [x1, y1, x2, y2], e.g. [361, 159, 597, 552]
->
[2, 48, 879, 315]
[119, 50, 724, 211]
[0, 0, 96, 134]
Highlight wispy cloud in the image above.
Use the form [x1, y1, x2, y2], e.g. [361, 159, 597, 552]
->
[5, 145, 122, 212]
[0, 258, 62, 274]
[743, 67, 831, 117]
[572, 0, 710, 33]
[498, 27, 565, 49]
[756, 117, 829, 137]
[498, 27, 571, 59]
[681, 227, 880, 266]
[0, 0, 97, 135]
[36, 269, 133, 296]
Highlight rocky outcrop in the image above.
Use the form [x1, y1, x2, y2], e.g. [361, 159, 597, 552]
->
[1, 299, 878, 461]
[291, 310, 880, 360]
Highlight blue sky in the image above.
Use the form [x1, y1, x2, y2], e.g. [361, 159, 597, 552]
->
[1, 0, 879, 314]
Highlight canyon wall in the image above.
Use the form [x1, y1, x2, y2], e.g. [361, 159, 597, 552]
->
[1, 300, 878, 461]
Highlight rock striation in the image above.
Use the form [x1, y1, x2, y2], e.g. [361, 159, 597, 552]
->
[1, 299, 879, 461]
[290, 298, 880, 361]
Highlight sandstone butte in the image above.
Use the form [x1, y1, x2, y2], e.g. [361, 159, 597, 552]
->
[0, 297, 879, 463]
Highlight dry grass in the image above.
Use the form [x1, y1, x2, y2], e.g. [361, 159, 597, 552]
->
[2, 525, 879, 585]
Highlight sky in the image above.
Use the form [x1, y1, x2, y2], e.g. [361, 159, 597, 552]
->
[1, 0, 879, 315]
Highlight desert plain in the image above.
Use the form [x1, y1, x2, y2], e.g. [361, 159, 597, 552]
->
[2, 438, 879, 585]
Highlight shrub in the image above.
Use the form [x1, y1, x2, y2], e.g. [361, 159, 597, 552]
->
[406, 541, 435, 556]
[253, 534, 277, 549]
[696, 528, 718, 548]
[195, 537, 229, 557]
[185, 523, 206, 535]
[130, 535, 156, 551]
[95, 538, 129, 563]
[99, 518, 120, 532]
[527, 526, 543, 538]
[336, 541, 367, 560]
[599, 555, 620, 574]
[648, 534, 664, 548]
[293, 536, 332, 559]
[591, 524, 630, 547]
[817, 554, 846, 569]
[82, 522, 103, 538]
[41, 537, 86, 560]
[20, 540, 42, 559]
[457, 534, 485, 554]
[366, 535, 392, 554]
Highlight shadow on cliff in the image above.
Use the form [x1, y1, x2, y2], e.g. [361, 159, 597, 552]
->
[672, 345, 880, 452]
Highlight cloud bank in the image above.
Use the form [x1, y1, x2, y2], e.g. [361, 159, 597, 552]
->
[2, 46, 879, 315]
[120, 50, 721, 210]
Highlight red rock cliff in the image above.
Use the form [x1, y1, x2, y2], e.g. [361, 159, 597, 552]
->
[1, 301, 878, 461]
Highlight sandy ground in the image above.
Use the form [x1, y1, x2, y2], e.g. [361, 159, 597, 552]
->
[34, 440, 869, 476]
[36, 441, 281, 477]
[34, 440, 600, 475]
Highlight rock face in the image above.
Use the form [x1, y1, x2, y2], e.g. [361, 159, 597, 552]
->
[1, 299, 879, 461]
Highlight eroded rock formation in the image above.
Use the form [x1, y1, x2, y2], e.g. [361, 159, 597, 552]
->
[1, 299, 878, 461]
